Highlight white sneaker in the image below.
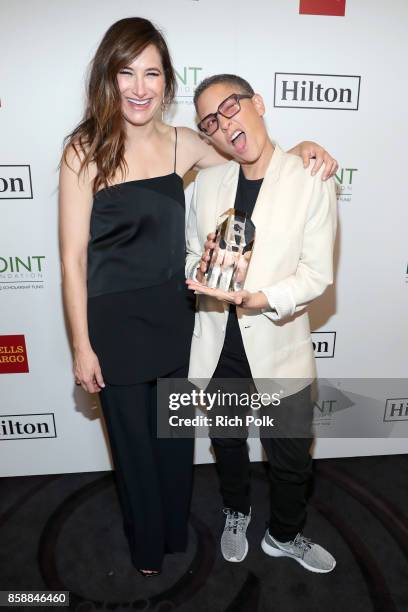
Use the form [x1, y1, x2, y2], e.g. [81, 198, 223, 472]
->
[220, 507, 251, 562]
[261, 530, 336, 573]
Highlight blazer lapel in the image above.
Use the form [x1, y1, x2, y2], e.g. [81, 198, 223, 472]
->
[244, 143, 284, 289]
[214, 161, 240, 317]
[216, 161, 240, 219]
[250, 143, 283, 228]
[214, 146, 283, 226]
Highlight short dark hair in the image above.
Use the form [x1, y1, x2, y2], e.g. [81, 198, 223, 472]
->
[193, 74, 255, 108]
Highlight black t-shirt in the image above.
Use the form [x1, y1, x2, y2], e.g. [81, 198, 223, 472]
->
[222, 167, 264, 359]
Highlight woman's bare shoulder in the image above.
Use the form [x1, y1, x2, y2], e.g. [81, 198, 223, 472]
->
[173, 126, 223, 171]
[61, 140, 97, 183]
[175, 126, 203, 148]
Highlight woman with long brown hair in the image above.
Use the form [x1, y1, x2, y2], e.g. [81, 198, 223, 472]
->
[59, 17, 337, 575]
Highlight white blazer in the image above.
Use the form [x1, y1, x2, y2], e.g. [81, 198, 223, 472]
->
[186, 143, 337, 397]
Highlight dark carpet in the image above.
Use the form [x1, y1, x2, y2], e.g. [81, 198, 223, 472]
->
[1, 454, 408, 612]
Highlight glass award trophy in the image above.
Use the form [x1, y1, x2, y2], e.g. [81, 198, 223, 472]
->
[205, 208, 255, 292]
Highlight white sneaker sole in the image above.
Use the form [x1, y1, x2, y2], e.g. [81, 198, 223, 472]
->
[261, 537, 336, 573]
[221, 514, 251, 563]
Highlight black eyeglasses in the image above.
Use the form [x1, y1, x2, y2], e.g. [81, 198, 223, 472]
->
[197, 93, 253, 136]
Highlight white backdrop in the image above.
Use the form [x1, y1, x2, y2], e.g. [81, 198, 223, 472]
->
[1, 0, 407, 477]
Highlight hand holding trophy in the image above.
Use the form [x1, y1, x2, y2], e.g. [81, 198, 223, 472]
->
[187, 208, 256, 304]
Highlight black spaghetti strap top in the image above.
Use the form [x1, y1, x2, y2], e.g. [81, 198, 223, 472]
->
[86, 128, 195, 384]
[87, 129, 184, 298]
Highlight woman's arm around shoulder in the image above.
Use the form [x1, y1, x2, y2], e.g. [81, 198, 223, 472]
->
[175, 126, 338, 179]
[174, 126, 228, 173]
[288, 141, 338, 180]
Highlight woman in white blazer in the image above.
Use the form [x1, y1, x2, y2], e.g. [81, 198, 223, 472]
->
[185, 74, 337, 573]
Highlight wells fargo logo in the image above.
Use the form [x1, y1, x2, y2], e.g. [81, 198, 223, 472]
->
[0, 335, 29, 374]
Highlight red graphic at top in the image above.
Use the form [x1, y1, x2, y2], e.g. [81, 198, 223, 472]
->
[299, 0, 346, 16]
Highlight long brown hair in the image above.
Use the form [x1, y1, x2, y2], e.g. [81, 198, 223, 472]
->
[64, 17, 177, 193]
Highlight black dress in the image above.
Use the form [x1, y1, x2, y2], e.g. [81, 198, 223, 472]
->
[87, 171, 195, 384]
[86, 129, 195, 571]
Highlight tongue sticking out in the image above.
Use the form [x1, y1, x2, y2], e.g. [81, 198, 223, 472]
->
[232, 132, 247, 154]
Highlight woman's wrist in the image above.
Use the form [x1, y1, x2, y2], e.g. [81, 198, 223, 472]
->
[73, 339, 93, 354]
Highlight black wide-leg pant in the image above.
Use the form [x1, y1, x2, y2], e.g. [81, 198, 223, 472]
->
[99, 365, 194, 571]
[210, 348, 313, 543]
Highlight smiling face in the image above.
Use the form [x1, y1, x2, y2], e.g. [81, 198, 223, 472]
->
[196, 82, 271, 166]
[117, 43, 166, 126]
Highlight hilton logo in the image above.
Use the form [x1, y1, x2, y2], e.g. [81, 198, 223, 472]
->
[312, 331, 336, 358]
[274, 73, 360, 110]
[0, 165, 33, 199]
[0, 414, 56, 440]
[384, 399, 408, 422]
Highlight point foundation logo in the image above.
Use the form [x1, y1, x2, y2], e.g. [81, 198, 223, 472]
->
[313, 399, 337, 427]
[335, 167, 358, 202]
[0, 255, 46, 290]
[0, 414, 56, 440]
[0, 165, 33, 199]
[312, 332, 336, 358]
[274, 73, 360, 110]
[174, 66, 203, 105]
[0, 335, 29, 374]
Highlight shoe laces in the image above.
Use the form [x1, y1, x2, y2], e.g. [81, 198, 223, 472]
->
[223, 508, 248, 534]
[292, 533, 312, 556]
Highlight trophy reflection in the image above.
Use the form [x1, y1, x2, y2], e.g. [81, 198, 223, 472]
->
[205, 208, 255, 292]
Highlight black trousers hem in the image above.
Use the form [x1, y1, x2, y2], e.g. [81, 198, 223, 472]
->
[209, 346, 313, 537]
[99, 364, 194, 571]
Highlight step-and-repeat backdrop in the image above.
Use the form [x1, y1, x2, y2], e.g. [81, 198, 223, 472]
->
[1, 0, 407, 476]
